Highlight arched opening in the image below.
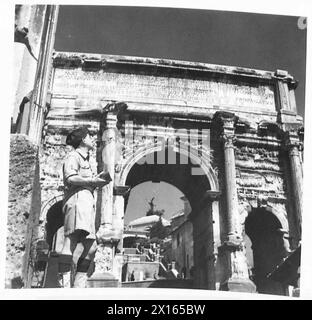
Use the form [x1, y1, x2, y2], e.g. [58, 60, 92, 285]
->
[121, 147, 217, 289]
[46, 201, 63, 251]
[41, 200, 85, 288]
[245, 207, 288, 295]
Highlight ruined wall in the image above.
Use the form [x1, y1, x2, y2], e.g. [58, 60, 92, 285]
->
[6, 134, 40, 288]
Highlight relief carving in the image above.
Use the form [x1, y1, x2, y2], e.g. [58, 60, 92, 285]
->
[93, 245, 113, 273]
[235, 145, 281, 172]
[231, 249, 250, 279]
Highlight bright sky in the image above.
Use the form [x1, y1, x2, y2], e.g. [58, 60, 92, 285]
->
[124, 181, 184, 225]
[53, 5, 307, 223]
[55, 5, 306, 117]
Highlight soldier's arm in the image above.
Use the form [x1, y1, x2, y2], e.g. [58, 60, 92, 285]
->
[64, 155, 108, 188]
[67, 175, 108, 187]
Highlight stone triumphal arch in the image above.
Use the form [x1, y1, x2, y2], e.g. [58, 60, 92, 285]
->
[30, 52, 303, 294]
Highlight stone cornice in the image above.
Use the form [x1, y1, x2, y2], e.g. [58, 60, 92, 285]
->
[102, 102, 128, 115]
[273, 69, 298, 87]
[52, 51, 286, 83]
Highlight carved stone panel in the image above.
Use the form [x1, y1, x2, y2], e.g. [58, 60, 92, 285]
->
[52, 68, 276, 112]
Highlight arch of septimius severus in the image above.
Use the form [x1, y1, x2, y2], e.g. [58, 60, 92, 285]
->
[7, 5, 303, 295]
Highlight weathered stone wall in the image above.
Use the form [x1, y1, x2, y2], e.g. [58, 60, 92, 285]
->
[25, 52, 302, 292]
[6, 134, 40, 288]
[171, 220, 194, 278]
[192, 202, 214, 289]
[234, 142, 297, 246]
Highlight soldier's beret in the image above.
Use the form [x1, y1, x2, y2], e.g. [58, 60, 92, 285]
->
[66, 127, 89, 148]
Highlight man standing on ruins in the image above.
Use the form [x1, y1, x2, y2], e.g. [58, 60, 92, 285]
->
[58, 127, 110, 288]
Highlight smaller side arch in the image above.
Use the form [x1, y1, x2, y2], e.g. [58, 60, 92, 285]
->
[240, 203, 289, 232]
[40, 193, 64, 225]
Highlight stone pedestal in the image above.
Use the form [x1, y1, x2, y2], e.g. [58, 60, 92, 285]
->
[221, 278, 257, 293]
[219, 243, 257, 293]
[113, 186, 130, 254]
[88, 238, 120, 287]
[87, 273, 120, 288]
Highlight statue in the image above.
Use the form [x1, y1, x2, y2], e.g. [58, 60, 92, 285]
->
[146, 197, 165, 217]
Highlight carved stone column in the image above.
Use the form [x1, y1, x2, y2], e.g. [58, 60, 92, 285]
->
[88, 102, 127, 288]
[113, 186, 130, 253]
[112, 186, 130, 282]
[285, 131, 303, 235]
[216, 112, 256, 293]
[220, 115, 241, 245]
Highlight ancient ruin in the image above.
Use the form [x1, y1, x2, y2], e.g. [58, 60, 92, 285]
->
[7, 5, 303, 296]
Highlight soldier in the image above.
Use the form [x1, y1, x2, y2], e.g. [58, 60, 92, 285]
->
[58, 127, 110, 288]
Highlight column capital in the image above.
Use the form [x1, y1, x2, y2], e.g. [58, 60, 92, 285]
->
[284, 130, 303, 153]
[214, 111, 237, 145]
[216, 111, 236, 130]
[102, 101, 128, 115]
[101, 102, 128, 131]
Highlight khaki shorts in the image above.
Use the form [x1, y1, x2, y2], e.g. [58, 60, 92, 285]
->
[63, 189, 96, 241]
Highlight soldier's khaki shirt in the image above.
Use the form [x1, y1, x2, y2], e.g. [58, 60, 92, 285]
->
[63, 149, 94, 204]
[62, 149, 96, 238]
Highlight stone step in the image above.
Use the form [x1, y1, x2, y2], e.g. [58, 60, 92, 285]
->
[122, 279, 193, 289]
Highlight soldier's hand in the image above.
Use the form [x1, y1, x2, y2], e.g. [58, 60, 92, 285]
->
[91, 177, 110, 187]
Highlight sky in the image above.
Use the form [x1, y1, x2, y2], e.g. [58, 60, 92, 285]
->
[55, 5, 307, 117]
[54, 5, 307, 224]
[124, 182, 184, 225]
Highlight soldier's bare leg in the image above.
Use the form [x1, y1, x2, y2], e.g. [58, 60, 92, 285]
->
[58, 233, 79, 288]
[73, 238, 97, 288]
[61, 233, 79, 255]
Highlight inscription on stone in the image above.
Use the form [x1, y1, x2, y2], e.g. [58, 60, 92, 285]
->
[52, 69, 276, 111]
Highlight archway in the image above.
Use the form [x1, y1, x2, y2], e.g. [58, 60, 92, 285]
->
[119, 146, 219, 289]
[40, 199, 86, 287]
[245, 207, 289, 295]
[124, 181, 193, 277]
[45, 201, 63, 251]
